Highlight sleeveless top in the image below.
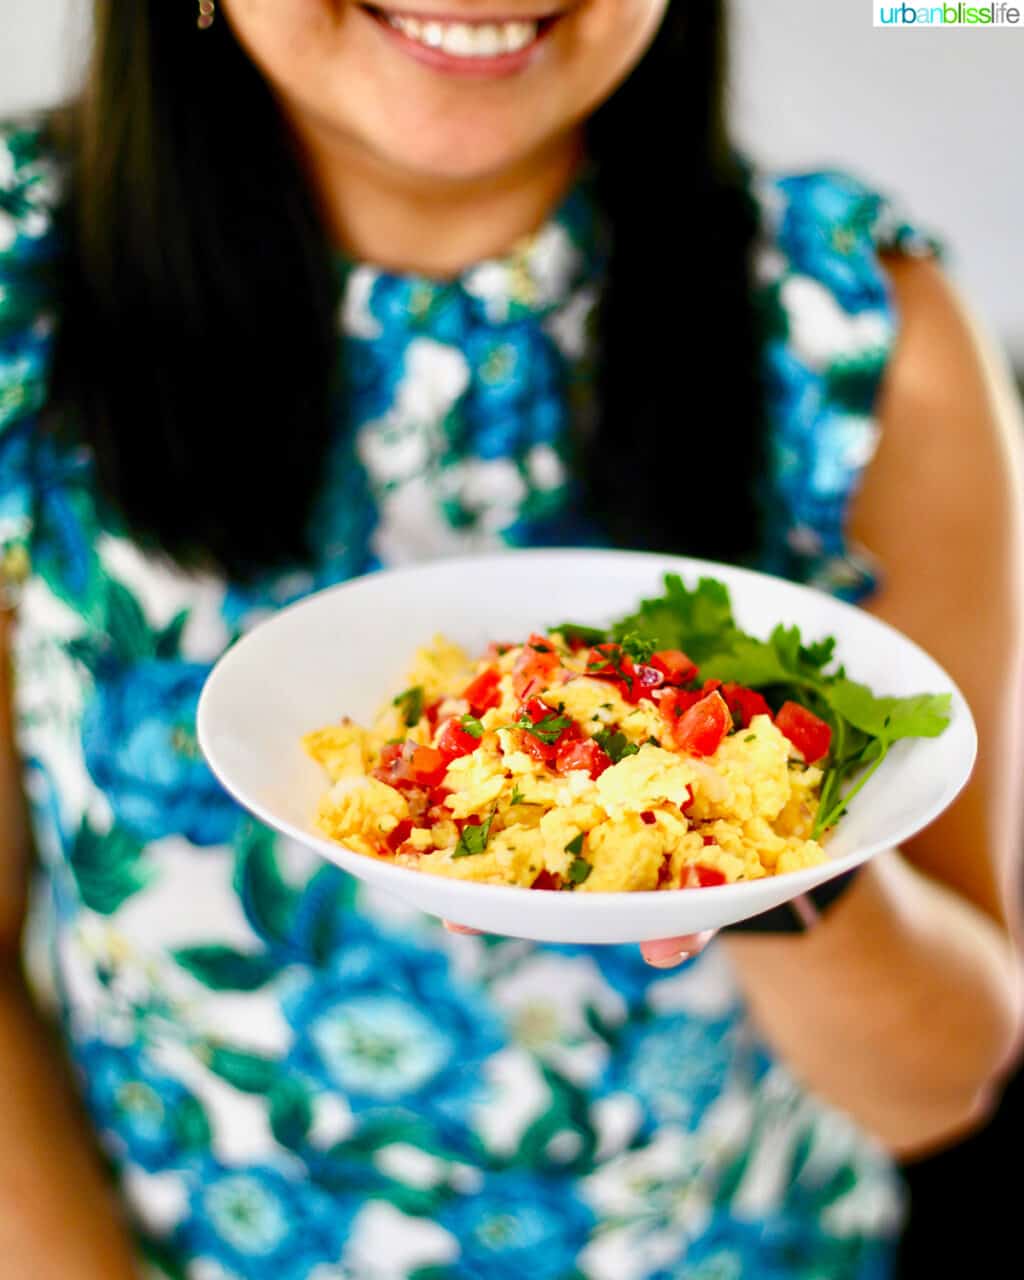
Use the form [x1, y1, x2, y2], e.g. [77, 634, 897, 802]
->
[0, 118, 935, 1280]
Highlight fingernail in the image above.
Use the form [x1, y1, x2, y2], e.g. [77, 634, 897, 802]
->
[644, 931, 714, 968]
[645, 953, 689, 969]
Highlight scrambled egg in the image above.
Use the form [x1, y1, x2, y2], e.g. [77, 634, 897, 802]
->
[304, 635, 828, 893]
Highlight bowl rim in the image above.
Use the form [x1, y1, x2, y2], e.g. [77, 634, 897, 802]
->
[197, 547, 978, 912]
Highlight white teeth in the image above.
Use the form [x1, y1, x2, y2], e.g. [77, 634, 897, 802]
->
[475, 23, 502, 55]
[386, 12, 541, 58]
[442, 22, 475, 54]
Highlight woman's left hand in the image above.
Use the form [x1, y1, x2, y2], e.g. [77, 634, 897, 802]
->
[442, 921, 716, 968]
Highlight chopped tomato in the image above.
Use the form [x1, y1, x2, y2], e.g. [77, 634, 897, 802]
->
[512, 634, 561, 700]
[722, 683, 773, 729]
[423, 699, 444, 730]
[384, 818, 415, 853]
[555, 737, 612, 780]
[518, 731, 556, 767]
[531, 870, 563, 891]
[657, 687, 705, 730]
[681, 863, 727, 888]
[671, 690, 732, 757]
[651, 649, 698, 685]
[633, 664, 665, 697]
[436, 717, 482, 763]
[520, 695, 556, 726]
[585, 644, 639, 702]
[775, 701, 832, 763]
[373, 740, 448, 790]
[640, 810, 657, 825]
[462, 666, 502, 716]
[517, 695, 578, 768]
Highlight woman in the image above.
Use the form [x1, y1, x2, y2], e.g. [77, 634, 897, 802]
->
[0, 2, 1021, 1276]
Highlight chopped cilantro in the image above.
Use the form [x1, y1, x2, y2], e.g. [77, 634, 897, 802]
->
[568, 857, 592, 884]
[529, 642, 554, 654]
[646, 736, 661, 747]
[593, 728, 640, 764]
[509, 783, 526, 806]
[392, 685, 425, 728]
[586, 647, 635, 692]
[517, 709, 574, 745]
[619, 631, 657, 664]
[453, 808, 496, 858]
[459, 713, 485, 739]
[564, 832, 585, 857]
[744, 733, 756, 743]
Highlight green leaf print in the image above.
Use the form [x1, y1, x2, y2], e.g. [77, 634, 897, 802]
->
[205, 1045, 279, 1094]
[268, 1076, 314, 1148]
[173, 1095, 212, 1152]
[33, 486, 108, 629]
[233, 820, 300, 947]
[155, 607, 191, 659]
[138, 1234, 190, 1280]
[514, 1064, 597, 1175]
[68, 817, 149, 915]
[104, 577, 157, 661]
[173, 944, 280, 992]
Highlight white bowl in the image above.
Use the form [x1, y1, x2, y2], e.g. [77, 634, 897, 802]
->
[197, 550, 976, 944]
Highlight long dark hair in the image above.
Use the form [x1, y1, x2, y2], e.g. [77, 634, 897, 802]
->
[46, 1, 763, 582]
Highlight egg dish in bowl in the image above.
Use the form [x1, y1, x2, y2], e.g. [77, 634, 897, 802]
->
[303, 625, 837, 894]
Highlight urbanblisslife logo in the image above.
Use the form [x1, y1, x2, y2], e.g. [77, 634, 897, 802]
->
[875, 2, 1023, 22]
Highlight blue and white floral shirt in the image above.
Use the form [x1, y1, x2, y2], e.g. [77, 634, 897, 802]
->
[0, 118, 933, 1280]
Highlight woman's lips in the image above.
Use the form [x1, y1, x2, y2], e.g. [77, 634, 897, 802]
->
[361, 5, 564, 77]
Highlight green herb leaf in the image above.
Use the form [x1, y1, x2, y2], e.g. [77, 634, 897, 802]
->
[568, 857, 592, 885]
[509, 784, 526, 805]
[453, 809, 497, 858]
[517, 709, 574, 745]
[827, 680, 952, 741]
[459, 713, 485, 739]
[619, 631, 657, 664]
[610, 574, 737, 663]
[564, 832, 585, 857]
[392, 685, 425, 728]
[593, 728, 640, 764]
[551, 622, 607, 647]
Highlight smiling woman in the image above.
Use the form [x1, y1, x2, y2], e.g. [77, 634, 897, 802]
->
[0, 1, 1021, 1278]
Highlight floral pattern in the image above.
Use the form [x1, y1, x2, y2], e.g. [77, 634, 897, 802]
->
[0, 117, 930, 1278]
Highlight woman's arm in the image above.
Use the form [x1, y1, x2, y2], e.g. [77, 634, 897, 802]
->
[716, 255, 1024, 1158]
[0, 611, 140, 1278]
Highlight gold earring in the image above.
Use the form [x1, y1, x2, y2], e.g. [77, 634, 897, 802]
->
[198, 0, 215, 29]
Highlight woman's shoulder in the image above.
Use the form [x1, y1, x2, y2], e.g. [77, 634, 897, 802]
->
[748, 167, 940, 601]
[751, 167, 937, 316]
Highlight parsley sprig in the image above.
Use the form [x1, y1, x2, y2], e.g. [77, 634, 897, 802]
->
[566, 574, 952, 838]
[517, 708, 574, 745]
[392, 685, 425, 728]
[593, 728, 640, 764]
[453, 808, 497, 858]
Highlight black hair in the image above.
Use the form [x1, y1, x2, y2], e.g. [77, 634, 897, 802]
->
[46, 1, 763, 582]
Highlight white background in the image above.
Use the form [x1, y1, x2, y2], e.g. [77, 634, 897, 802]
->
[1, 0, 1022, 362]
